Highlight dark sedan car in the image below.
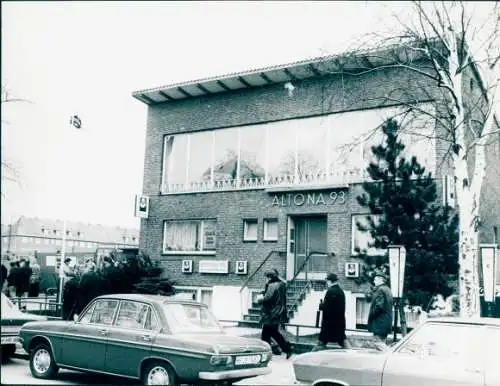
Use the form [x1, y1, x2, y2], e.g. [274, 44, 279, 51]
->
[1, 293, 47, 362]
[19, 293, 272, 385]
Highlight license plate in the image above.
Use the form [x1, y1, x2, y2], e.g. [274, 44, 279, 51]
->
[235, 354, 261, 365]
[1, 336, 19, 345]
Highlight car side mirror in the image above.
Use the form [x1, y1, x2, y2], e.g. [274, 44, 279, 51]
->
[73, 314, 79, 322]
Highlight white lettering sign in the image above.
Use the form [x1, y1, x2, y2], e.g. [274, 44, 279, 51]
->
[271, 191, 346, 207]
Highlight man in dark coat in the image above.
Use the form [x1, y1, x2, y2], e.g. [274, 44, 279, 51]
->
[367, 271, 393, 347]
[258, 269, 293, 359]
[313, 273, 348, 350]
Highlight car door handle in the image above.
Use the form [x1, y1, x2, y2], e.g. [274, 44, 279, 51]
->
[465, 367, 481, 374]
[141, 334, 152, 342]
[99, 329, 109, 336]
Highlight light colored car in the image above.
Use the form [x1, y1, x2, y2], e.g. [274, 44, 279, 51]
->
[1, 293, 47, 362]
[19, 293, 272, 385]
[293, 317, 500, 386]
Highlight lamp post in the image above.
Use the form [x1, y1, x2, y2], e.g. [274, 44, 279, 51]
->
[480, 244, 497, 317]
[388, 245, 406, 342]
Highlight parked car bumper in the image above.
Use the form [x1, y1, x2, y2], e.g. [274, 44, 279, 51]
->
[1, 334, 19, 346]
[199, 366, 271, 380]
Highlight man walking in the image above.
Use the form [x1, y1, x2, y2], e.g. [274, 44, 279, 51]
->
[313, 273, 348, 351]
[367, 271, 393, 349]
[258, 269, 293, 359]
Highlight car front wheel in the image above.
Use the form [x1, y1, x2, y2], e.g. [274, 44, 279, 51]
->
[142, 361, 177, 386]
[29, 343, 59, 379]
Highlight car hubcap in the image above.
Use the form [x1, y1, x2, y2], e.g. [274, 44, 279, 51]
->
[33, 349, 51, 374]
[147, 366, 169, 385]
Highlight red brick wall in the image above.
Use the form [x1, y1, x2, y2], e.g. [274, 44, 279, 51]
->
[138, 60, 460, 292]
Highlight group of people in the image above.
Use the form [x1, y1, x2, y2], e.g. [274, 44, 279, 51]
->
[257, 268, 394, 357]
[1, 255, 41, 298]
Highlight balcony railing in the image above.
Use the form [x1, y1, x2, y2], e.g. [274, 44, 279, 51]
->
[162, 168, 369, 194]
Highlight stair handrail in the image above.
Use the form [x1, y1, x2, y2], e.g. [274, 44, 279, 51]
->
[286, 280, 313, 319]
[288, 250, 328, 284]
[239, 250, 286, 293]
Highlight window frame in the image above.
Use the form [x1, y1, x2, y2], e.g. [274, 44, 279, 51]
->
[79, 299, 119, 326]
[159, 105, 437, 195]
[114, 300, 160, 331]
[351, 214, 385, 256]
[395, 322, 483, 361]
[162, 219, 217, 255]
[243, 218, 258, 242]
[263, 218, 278, 241]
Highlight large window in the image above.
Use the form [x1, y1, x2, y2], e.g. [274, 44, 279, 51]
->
[161, 105, 436, 192]
[352, 214, 385, 256]
[239, 124, 266, 181]
[267, 119, 297, 180]
[163, 219, 216, 254]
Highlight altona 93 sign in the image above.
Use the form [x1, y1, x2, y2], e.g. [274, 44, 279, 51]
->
[271, 191, 346, 207]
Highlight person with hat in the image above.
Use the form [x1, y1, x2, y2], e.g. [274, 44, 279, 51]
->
[313, 273, 348, 351]
[367, 270, 393, 348]
[257, 268, 293, 359]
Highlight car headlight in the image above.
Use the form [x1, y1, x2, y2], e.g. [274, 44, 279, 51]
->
[209, 355, 233, 366]
[261, 352, 271, 362]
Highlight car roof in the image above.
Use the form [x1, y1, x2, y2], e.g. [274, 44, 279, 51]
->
[94, 293, 204, 306]
[426, 316, 500, 326]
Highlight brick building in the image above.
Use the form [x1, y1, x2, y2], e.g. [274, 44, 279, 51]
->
[133, 44, 500, 326]
[1, 216, 139, 257]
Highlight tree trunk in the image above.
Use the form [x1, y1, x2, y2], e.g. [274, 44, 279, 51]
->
[456, 188, 481, 317]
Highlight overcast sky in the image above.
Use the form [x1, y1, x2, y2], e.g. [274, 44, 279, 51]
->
[1, 1, 496, 229]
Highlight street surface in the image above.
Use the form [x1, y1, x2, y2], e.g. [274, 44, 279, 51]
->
[1, 355, 297, 385]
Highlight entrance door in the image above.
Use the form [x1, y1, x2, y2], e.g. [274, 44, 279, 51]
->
[292, 216, 328, 280]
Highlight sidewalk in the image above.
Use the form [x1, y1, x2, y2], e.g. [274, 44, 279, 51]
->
[224, 325, 400, 353]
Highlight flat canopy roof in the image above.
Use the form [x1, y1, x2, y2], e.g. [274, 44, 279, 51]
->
[132, 44, 427, 105]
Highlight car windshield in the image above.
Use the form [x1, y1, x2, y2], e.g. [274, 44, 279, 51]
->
[161, 302, 222, 333]
[1, 294, 23, 318]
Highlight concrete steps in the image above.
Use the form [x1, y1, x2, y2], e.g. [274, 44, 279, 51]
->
[239, 280, 312, 327]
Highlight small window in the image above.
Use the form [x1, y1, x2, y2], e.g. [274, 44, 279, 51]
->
[144, 307, 159, 330]
[243, 219, 258, 241]
[79, 302, 96, 324]
[263, 219, 278, 241]
[115, 301, 150, 329]
[351, 214, 385, 255]
[90, 299, 119, 325]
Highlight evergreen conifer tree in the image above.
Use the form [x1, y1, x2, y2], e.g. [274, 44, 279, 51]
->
[356, 119, 459, 320]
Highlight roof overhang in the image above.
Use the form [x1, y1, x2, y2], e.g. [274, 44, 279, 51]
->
[132, 44, 428, 105]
